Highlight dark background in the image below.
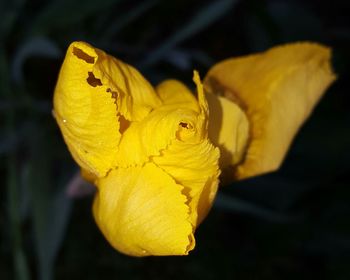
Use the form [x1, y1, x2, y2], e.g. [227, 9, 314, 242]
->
[1, 0, 349, 279]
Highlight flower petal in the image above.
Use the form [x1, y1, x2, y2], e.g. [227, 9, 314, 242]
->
[153, 139, 220, 226]
[93, 163, 194, 256]
[156, 79, 200, 112]
[115, 106, 199, 167]
[204, 42, 336, 180]
[53, 42, 121, 177]
[115, 72, 210, 167]
[205, 92, 249, 169]
[54, 41, 161, 177]
[91, 49, 162, 122]
[151, 72, 220, 226]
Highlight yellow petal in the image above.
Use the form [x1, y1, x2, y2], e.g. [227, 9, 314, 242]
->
[116, 72, 210, 167]
[54, 41, 161, 177]
[153, 139, 220, 226]
[115, 106, 199, 167]
[53, 42, 121, 177]
[204, 42, 336, 180]
[80, 168, 97, 184]
[68, 41, 161, 122]
[205, 92, 249, 168]
[193, 70, 210, 140]
[93, 163, 194, 256]
[156, 79, 200, 112]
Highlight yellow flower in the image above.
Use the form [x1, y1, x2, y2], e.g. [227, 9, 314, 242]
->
[53, 41, 335, 257]
[54, 42, 220, 256]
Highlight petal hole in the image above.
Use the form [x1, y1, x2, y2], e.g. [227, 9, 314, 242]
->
[87, 72, 102, 87]
[72, 47, 95, 64]
[118, 115, 130, 134]
[179, 122, 193, 129]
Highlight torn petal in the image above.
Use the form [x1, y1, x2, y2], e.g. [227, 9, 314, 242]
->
[53, 42, 121, 177]
[91, 45, 162, 121]
[54, 41, 162, 177]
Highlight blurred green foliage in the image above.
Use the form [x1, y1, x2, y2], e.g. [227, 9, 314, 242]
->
[1, 0, 349, 279]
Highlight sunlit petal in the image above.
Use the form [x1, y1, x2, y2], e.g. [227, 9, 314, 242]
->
[153, 139, 220, 226]
[116, 72, 211, 167]
[93, 163, 194, 256]
[156, 79, 200, 112]
[53, 42, 121, 177]
[115, 105, 199, 167]
[54, 41, 162, 177]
